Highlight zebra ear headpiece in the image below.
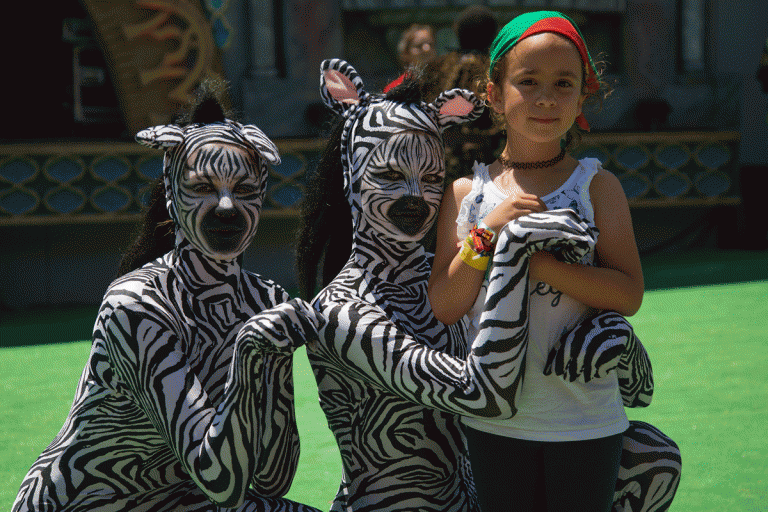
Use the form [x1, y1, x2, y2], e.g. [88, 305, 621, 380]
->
[135, 119, 280, 250]
[319, 59, 484, 135]
[319, 59, 370, 115]
[319, 58, 484, 223]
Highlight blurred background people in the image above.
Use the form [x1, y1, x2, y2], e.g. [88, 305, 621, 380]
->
[417, 6, 503, 252]
[397, 23, 437, 71]
[421, 5, 498, 100]
[385, 23, 438, 93]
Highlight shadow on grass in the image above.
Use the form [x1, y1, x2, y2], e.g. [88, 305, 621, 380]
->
[1, 305, 98, 348]
[642, 248, 768, 291]
[2, 249, 766, 348]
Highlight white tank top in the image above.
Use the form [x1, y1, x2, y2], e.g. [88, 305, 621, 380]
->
[458, 158, 628, 441]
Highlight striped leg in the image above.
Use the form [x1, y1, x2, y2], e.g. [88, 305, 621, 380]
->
[613, 421, 682, 512]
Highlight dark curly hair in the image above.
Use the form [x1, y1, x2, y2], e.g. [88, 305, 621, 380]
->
[117, 79, 232, 277]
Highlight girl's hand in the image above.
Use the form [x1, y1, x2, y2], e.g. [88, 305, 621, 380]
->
[523, 169, 644, 317]
[481, 192, 547, 234]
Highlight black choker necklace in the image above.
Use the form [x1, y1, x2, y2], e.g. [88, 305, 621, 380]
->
[498, 145, 567, 170]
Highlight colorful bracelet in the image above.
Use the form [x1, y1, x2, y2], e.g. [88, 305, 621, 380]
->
[478, 221, 498, 243]
[459, 238, 490, 271]
[469, 223, 497, 256]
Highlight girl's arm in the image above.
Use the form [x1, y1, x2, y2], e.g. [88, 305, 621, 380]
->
[428, 177, 546, 325]
[529, 168, 644, 316]
[428, 177, 484, 325]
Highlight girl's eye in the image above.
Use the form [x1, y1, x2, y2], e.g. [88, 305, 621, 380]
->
[191, 183, 214, 194]
[422, 174, 443, 185]
[375, 170, 404, 181]
[234, 184, 257, 195]
[558, 80, 574, 88]
[519, 79, 535, 86]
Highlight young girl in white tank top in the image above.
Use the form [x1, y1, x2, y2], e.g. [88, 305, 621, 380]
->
[428, 11, 644, 512]
[457, 158, 628, 443]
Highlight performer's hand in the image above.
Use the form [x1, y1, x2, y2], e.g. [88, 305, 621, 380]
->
[237, 298, 325, 355]
[544, 310, 629, 382]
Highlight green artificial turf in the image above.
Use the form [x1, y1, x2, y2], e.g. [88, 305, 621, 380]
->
[625, 280, 768, 512]
[2, 250, 767, 510]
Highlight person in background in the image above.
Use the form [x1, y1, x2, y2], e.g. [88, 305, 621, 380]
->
[421, 5, 498, 100]
[398, 23, 437, 71]
[385, 23, 438, 92]
[419, 5, 503, 207]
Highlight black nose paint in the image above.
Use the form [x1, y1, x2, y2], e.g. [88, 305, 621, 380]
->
[201, 207, 247, 253]
[388, 195, 430, 236]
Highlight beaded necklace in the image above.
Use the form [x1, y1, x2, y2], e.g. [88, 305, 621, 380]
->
[497, 144, 566, 170]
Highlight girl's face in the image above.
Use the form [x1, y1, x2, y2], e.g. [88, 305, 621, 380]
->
[488, 32, 587, 145]
[359, 131, 445, 243]
[175, 143, 262, 260]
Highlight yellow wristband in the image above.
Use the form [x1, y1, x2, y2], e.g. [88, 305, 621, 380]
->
[459, 239, 489, 271]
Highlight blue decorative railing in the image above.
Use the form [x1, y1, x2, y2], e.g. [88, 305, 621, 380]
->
[0, 140, 326, 225]
[573, 131, 740, 207]
[0, 132, 740, 225]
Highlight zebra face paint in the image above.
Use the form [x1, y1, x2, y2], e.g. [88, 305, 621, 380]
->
[175, 143, 261, 260]
[359, 130, 444, 241]
[135, 119, 281, 261]
[318, 58, 484, 247]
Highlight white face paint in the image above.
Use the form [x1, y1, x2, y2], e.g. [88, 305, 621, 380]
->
[175, 143, 262, 260]
[359, 131, 444, 243]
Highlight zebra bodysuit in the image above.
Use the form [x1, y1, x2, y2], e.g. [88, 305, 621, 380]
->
[13, 120, 320, 512]
[304, 59, 680, 511]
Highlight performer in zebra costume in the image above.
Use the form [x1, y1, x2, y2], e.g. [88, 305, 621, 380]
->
[296, 59, 680, 511]
[13, 83, 321, 512]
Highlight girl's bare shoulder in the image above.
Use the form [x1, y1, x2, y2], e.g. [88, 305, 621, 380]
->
[447, 175, 474, 204]
[590, 165, 627, 202]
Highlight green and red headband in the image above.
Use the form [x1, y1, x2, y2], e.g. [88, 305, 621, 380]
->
[489, 11, 599, 130]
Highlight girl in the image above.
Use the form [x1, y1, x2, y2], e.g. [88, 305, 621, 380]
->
[428, 11, 645, 512]
[12, 81, 320, 512]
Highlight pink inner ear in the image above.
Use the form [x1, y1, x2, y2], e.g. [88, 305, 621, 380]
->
[324, 69, 360, 104]
[439, 96, 474, 117]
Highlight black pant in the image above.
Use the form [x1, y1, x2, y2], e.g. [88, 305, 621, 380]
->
[464, 426, 623, 512]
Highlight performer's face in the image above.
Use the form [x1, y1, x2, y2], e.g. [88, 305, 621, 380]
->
[359, 130, 444, 243]
[176, 143, 262, 260]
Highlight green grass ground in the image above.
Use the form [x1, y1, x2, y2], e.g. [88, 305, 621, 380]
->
[2, 249, 767, 510]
